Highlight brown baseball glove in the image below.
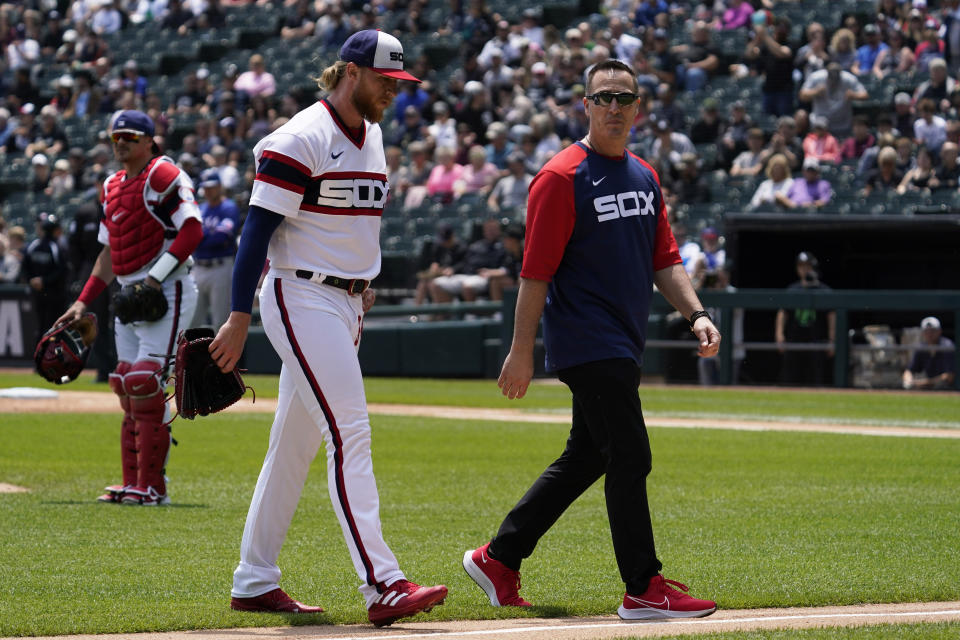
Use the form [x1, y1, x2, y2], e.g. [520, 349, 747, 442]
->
[172, 328, 251, 419]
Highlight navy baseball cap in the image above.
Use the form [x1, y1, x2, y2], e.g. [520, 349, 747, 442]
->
[339, 30, 421, 83]
[111, 110, 155, 136]
[199, 169, 220, 187]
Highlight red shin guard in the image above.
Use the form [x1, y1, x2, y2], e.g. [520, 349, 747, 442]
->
[123, 360, 170, 497]
[109, 362, 138, 488]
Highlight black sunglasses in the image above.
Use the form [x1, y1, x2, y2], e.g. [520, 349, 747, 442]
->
[585, 92, 638, 107]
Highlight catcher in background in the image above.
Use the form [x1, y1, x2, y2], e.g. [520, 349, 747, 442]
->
[55, 110, 201, 506]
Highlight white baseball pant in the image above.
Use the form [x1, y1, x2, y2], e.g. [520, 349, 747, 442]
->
[192, 258, 234, 329]
[231, 273, 404, 607]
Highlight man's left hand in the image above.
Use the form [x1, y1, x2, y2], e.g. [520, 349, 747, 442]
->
[693, 317, 721, 358]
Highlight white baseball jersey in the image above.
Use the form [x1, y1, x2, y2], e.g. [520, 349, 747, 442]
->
[249, 99, 388, 280]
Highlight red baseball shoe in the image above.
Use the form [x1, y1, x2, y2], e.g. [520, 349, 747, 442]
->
[230, 588, 324, 613]
[120, 486, 169, 506]
[367, 579, 447, 627]
[462, 542, 532, 607]
[618, 575, 716, 620]
[97, 484, 127, 503]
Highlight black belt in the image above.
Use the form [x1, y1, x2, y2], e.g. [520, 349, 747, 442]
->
[295, 269, 370, 295]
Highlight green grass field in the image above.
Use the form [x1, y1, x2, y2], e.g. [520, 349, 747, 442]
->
[1, 374, 959, 638]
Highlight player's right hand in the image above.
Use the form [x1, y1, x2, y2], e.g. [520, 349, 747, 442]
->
[54, 301, 87, 331]
[498, 348, 534, 400]
[210, 311, 251, 373]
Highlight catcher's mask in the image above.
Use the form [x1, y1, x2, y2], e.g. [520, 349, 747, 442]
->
[34, 313, 98, 384]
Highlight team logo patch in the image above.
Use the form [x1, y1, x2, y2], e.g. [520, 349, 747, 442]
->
[314, 177, 389, 210]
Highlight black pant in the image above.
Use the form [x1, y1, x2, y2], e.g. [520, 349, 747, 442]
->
[489, 358, 662, 595]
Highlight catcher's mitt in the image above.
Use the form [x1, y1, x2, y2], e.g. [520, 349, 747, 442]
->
[35, 313, 98, 384]
[114, 281, 168, 324]
[172, 328, 250, 419]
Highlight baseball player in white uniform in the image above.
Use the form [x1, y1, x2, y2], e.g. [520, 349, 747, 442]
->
[209, 31, 447, 626]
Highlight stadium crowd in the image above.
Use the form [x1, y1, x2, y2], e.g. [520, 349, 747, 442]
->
[1, 0, 960, 301]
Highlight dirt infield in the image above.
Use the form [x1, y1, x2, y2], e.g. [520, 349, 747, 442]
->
[3, 389, 959, 637]
[3, 602, 959, 640]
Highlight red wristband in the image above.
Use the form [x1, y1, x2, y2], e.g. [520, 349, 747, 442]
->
[78, 276, 108, 305]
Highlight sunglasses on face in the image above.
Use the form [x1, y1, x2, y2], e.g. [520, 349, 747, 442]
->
[111, 131, 144, 144]
[585, 92, 638, 107]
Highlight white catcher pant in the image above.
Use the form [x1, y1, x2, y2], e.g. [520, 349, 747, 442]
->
[231, 273, 404, 606]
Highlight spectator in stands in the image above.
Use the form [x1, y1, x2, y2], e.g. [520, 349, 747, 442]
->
[672, 20, 720, 92]
[162, 0, 193, 31]
[233, 54, 276, 99]
[455, 144, 499, 198]
[872, 28, 917, 78]
[903, 316, 956, 390]
[0, 108, 13, 149]
[30, 153, 51, 192]
[775, 251, 836, 386]
[120, 60, 148, 101]
[651, 82, 685, 133]
[795, 22, 829, 83]
[414, 222, 467, 305]
[27, 104, 70, 158]
[672, 152, 711, 204]
[944, 0, 960, 75]
[488, 151, 533, 215]
[51, 74, 75, 115]
[453, 121, 479, 165]
[55, 28, 78, 63]
[486, 222, 524, 302]
[895, 136, 916, 172]
[429, 217, 507, 302]
[0, 235, 21, 283]
[690, 226, 725, 289]
[730, 127, 766, 176]
[759, 115, 802, 171]
[689, 97, 722, 145]
[913, 97, 948, 153]
[650, 119, 694, 178]
[840, 115, 875, 161]
[798, 62, 868, 138]
[179, 0, 225, 34]
[719, 100, 752, 168]
[890, 92, 915, 137]
[852, 24, 888, 76]
[608, 15, 642, 64]
[393, 80, 429, 124]
[530, 112, 561, 168]
[205, 144, 240, 194]
[40, 9, 66, 57]
[782, 157, 833, 209]
[897, 144, 937, 193]
[934, 141, 960, 188]
[384, 145, 410, 204]
[748, 152, 793, 211]
[6, 24, 39, 71]
[828, 28, 857, 71]
[669, 220, 701, 276]
[914, 16, 945, 73]
[745, 15, 795, 117]
[9, 69, 41, 112]
[426, 145, 464, 204]
[485, 121, 514, 170]
[388, 105, 427, 148]
[456, 81, 494, 141]
[90, 0, 122, 35]
[633, 0, 668, 28]
[803, 114, 841, 164]
[520, 8, 543, 47]
[861, 146, 903, 195]
[479, 20, 520, 68]
[47, 158, 75, 199]
[645, 28, 677, 87]
[427, 100, 458, 150]
[914, 57, 956, 112]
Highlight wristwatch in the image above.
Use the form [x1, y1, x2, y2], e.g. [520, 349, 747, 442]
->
[689, 309, 712, 330]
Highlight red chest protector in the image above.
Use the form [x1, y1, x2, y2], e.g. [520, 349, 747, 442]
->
[103, 157, 180, 275]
